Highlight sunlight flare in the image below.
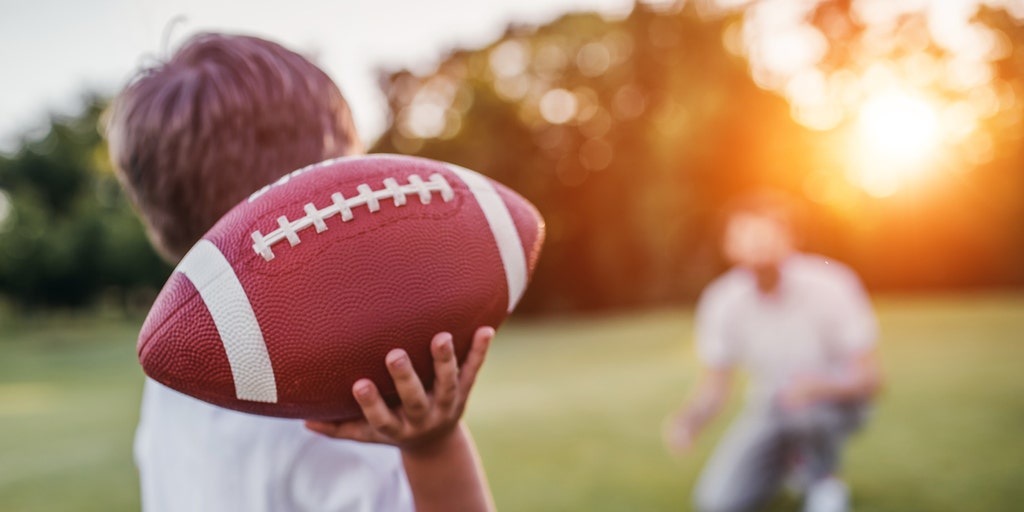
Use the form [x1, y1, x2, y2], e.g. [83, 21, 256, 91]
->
[848, 91, 943, 196]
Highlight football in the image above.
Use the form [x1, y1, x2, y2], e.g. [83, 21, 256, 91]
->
[138, 154, 544, 420]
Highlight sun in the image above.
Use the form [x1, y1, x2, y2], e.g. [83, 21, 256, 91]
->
[847, 90, 942, 197]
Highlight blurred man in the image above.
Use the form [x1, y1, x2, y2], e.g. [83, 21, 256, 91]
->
[666, 191, 883, 512]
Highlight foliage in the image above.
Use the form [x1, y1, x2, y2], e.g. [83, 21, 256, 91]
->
[0, 97, 170, 308]
[373, 7, 778, 311]
[372, 3, 1024, 312]
[2, 2, 1024, 311]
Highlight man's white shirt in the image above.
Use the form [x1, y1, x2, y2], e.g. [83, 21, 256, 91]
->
[695, 253, 878, 405]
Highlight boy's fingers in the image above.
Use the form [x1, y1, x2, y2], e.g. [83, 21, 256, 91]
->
[304, 419, 339, 437]
[458, 326, 494, 392]
[305, 419, 379, 443]
[431, 333, 459, 412]
[352, 379, 402, 438]
[385, 349, 429, 421]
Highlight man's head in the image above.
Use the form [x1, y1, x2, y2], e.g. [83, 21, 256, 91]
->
[108, 33, 361, 262]
[720, 190, 800, 271]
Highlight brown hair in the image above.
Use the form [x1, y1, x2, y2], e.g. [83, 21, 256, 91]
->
[107, 33, 361, 262]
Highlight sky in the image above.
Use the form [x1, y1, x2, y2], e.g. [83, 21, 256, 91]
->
[0, 0, 637, 150]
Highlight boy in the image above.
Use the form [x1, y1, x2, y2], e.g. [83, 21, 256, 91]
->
[108, 33, 493, 511]
[666, 192, 883, 512]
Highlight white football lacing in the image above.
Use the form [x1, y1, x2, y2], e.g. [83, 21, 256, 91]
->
[251, 173, 455, 261]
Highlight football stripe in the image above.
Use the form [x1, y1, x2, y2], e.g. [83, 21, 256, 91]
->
[447, 164, 528, 313]
[176, 240, 278, 403]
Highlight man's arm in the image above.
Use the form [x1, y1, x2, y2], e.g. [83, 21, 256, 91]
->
[306, 327, 495, 512]
[779, 346, 883, 410]
[665, 366, 735, 454]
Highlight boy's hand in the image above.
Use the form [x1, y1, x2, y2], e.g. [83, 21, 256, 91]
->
[305, 327, 493, 452]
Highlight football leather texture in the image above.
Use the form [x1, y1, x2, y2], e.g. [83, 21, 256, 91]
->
[138, 154, 544, 420]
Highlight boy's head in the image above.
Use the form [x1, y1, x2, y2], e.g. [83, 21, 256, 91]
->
[108, 33, 361, 262]
[720, 189, 801, 271]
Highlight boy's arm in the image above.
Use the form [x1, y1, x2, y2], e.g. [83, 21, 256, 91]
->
[306, 327, 495, 512]
[399, 422, 491, 511]
[665, 366, 734, 454]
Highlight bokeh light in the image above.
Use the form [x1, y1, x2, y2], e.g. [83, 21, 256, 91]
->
[714, 0, 1023, 197]
[539, 88, 578, 124]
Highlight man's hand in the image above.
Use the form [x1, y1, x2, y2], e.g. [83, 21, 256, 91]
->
[664, 367, 734, 457]
[778, 350, 884, 411]
[663, 412, 699, 456]
[777, 374, 826, 411]
[305, 326, 493, 451]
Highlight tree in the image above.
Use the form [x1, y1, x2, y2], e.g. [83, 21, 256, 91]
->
[372, 2, 1024, 313]
[373, 5, 827, 312]
[0, 96, 170, 308]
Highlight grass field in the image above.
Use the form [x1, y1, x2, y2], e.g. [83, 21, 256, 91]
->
[1, 294, 1022, 511]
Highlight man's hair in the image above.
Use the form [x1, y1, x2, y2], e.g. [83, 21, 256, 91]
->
[107, 33, 360, 262]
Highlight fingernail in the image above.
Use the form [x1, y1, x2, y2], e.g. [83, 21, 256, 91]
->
[436, 333, 453, 350]
[386, 350, 409, 367]
[354, 381, 372, 398]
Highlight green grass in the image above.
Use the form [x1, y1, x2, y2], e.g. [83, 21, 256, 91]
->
[0, 314, 143, 512]
[1, 295, 1023, 511]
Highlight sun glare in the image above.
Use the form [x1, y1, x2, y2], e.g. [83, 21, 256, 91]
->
[848, 91, 942, 197]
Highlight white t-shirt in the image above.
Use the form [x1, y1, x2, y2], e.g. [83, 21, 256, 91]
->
[135, 378, 413, 512]
[694, 253, 878, 404]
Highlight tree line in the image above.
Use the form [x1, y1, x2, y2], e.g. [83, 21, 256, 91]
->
[2, 2, 1023, 312]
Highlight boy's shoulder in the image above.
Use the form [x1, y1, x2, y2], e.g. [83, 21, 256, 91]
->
[137, 379, 410, 510]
